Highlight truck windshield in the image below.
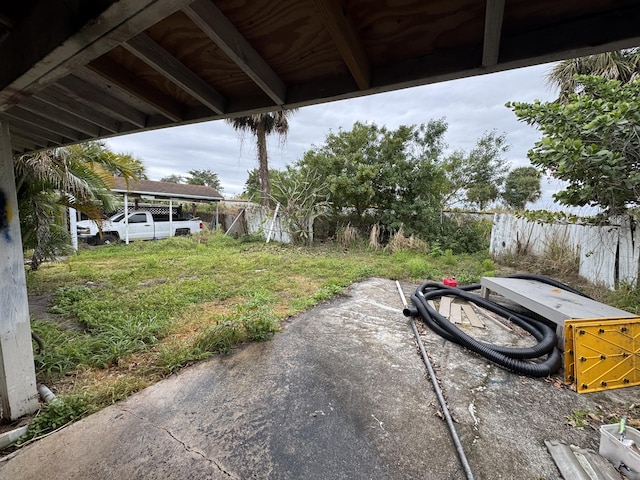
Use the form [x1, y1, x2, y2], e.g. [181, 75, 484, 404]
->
[111, 213, 125, 222]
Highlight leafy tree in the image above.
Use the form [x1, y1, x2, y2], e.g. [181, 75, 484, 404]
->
[227, 110, 297, 206]
[455, 131, 510, 210]
[547, 49, 640, 101]
[185, 169, 222, 190]
[508, 76, 640, 215]
[296, 120, 449, 236]
[244, 168, 284, 205]
[15, 145, 141, 269]
[501, 166, 541, 210]
[160, 174, 183, 183]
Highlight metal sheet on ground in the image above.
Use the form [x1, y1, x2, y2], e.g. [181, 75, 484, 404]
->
[545, 439, 621, 480]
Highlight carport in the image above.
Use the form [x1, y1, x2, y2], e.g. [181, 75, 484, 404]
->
[1, 0, 639, 421]
[104, 177, 224, 244]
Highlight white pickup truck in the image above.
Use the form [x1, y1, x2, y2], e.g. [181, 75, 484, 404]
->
[77, 211, 203, 245]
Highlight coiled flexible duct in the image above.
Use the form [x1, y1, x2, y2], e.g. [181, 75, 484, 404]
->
[403, 274, 577, 377]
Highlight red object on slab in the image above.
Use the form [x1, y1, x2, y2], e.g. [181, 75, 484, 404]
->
[443, 277, 457, 287]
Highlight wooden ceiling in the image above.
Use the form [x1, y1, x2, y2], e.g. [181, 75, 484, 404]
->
[1, 0, 639, 155]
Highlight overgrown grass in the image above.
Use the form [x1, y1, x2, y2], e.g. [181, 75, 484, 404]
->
[18, 231, 491, 442]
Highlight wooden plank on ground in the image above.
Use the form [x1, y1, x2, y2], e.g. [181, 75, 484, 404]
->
[439, 296, 452, 317]
[427, 300, 436, 309]
[450, 302, 462, 324]
[472, 302, 513, 332]
[462, 303, 485, 328]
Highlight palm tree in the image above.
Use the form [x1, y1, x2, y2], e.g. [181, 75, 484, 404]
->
[227, 109, 296, 206]
[547, 48, 640, 101]
[15, 143, 143, 269]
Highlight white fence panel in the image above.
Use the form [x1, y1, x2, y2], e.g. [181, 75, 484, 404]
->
[577, 224, 618, 289]
[490, 213, 638, 289]
[618, 216, 640, 285]
[245, 206, 291, 244]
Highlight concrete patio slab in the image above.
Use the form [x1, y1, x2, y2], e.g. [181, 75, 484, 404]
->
[1, 278, 638, 479]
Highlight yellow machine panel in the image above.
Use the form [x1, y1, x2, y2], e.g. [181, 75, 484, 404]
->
[564, 317, 640, 393]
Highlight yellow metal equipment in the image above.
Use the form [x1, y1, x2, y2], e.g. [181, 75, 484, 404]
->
[564, 317, 640, 393]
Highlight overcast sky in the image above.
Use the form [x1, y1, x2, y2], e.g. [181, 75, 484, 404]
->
[106, 61, 573, 209]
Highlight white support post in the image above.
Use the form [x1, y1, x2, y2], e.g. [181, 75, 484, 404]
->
[266, 203, 280, 244]
[124, 193, 129, 244]
[169, 199, 173, 237]
[69, 207, 78, 252]
[0, 121, 39, 420]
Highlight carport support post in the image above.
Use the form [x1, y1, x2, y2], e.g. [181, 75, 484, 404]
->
[124, 193, 129, 244]
[0, 121, 39, 419]
[69, 207, 78, 251]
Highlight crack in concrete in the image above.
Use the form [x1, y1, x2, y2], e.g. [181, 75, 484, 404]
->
[117, 407, 237, 479]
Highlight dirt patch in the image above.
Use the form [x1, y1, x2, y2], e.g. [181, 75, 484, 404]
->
[28, 295, 84, 332]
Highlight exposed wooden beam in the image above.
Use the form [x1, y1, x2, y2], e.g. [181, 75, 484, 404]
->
[0, 0, 116, 104]
[123, 33, 227, 114]
[499, 4, 640, 66]
[57, 75, 147, 128]
[312, 0, 371, 90]
[10, 132, 45, 151]
[0, 0, 195, 108]
[35, 86, 121, 133]
[87, 56, 185, 122]
[183, 0, 286, 105]
[2, 116, 63, 145]
[9, 124, 56, 148]
[4, 108, 84, 142]
[19, 98, 102, 137]
[482, 0, 505, 67]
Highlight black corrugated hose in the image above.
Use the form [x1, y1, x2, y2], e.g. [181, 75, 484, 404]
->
[403, 274, 587, 377]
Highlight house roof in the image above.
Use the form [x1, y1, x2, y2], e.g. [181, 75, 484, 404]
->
[112, 177, 224, 202]
[1, 1, 639, 155]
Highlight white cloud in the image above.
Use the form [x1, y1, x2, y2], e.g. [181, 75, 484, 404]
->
[106, 62, 561, 202]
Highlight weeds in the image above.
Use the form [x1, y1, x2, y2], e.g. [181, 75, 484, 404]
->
[23, 231, 494, 432]
[196, 321, 243, 355]
[497, 234, 579, 278]
[566, 408, 591, 429]
[19, 394, 89, 443]
[337, 223, 360, 248]
[386, 227, 428, 254]
[369, 224, 382, 250]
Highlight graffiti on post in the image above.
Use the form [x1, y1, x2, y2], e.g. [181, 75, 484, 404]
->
[0, 189, 12, 242]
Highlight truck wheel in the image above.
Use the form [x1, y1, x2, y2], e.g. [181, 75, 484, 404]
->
[102, 233, 119, 245]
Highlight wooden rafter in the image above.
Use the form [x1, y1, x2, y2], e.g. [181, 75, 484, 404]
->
[482, 0, 505, 67]
[19, 98, 102, 137]
[35, 86, 121, 133]
[1, 116, 63, 145]
[183, 0, 286, 105]
[123, 33, 226, 114]
[3, 108, 84, 142]
[88, 56, 185, 122]
[499, 3, 640, 65]
[312, 0, 371, 90]
[10, 131, 44, 151]
[0, 0, 195, 109]
[57, 75, 147, 129]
